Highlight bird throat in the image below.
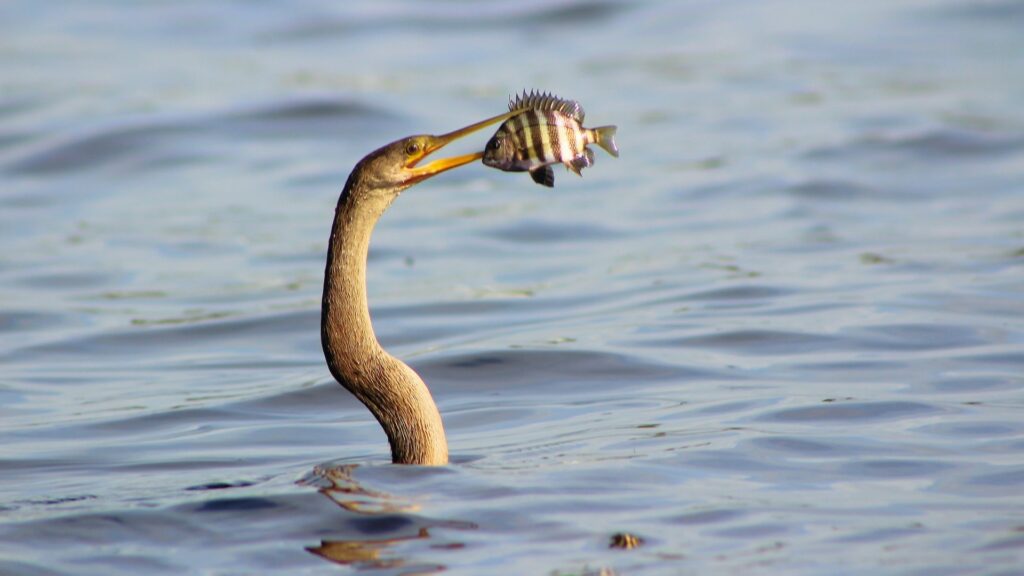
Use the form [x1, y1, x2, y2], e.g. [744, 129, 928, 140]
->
[321, 183, 448, 465]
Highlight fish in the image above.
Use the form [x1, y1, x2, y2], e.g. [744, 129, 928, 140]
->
[482, 90, 618, 187]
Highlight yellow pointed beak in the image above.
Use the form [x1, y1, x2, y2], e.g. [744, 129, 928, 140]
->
[403, 109, 519, 183]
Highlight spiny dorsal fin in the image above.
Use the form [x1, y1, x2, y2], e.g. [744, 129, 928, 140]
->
[508, 90, 584, 122]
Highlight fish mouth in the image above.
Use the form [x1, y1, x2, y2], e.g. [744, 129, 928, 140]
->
[403, 110, 518, 184]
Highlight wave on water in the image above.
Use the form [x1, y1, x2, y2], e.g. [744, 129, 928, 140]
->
[2, 96, 394, 176]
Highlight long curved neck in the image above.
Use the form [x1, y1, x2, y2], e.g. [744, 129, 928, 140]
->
[321, 177, 448, 465]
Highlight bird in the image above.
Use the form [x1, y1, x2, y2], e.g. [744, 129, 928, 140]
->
[321, 110, 515, 465]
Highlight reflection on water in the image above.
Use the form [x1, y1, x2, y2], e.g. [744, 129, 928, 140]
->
[2, 0, 1024, 574]
[303, 464, 420, 515]
[300, 464, 472, 574]
[309, 531, 437, 574]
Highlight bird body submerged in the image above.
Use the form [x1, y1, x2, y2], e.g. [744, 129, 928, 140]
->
[321, 96, 615, 465]
[482, 91, 618, 187]
[321, 112, 518, 466]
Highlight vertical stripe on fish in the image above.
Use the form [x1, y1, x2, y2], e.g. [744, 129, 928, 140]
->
[552, 111, 573, 164]
[536, 110, 554, 164]
[529, 110, 547, 164]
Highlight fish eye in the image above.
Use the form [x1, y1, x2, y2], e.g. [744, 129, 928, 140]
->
[487, 137, 502, 151]
[405, 141, 421, 156]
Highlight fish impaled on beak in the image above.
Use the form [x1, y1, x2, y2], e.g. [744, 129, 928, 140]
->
[401, 109, 522, 185]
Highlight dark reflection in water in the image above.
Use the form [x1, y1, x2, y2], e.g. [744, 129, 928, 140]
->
[300, 465, 476, 574]
[309, 530, 440, 575]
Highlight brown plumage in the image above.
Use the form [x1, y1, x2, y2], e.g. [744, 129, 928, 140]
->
[321, 112, 515, 465]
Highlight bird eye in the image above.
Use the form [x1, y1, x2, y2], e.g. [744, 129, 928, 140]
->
[405, 141, 421, 156]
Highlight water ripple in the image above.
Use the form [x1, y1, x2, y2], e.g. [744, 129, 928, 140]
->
[758, 401, 944, 423]
[417, 348, 705, 395]
[261, 0, 629, 41]
[3, 96, 391, 176]
[805, 127, 1024, 163]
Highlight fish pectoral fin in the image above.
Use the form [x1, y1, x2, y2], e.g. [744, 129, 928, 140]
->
[530, 165, 555, 187]
[567, 154, 591, 176]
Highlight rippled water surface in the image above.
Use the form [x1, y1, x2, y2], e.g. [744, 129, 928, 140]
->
[2, 1, 1023, 574]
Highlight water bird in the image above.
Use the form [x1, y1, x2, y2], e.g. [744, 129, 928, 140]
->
[321, 111, 515, 465]
[482, 90, 618, 187]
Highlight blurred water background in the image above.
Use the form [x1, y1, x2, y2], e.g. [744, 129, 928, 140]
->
[2, 1, 1023, 574]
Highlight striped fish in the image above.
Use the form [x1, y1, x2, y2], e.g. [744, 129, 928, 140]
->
[482, 91, 618, 187]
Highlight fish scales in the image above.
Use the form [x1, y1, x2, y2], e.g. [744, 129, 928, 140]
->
[501, 99, 574, 161]
[482, 90, 618, 187]
[529, 110, 547, 164]
[505, 111, 558, 165]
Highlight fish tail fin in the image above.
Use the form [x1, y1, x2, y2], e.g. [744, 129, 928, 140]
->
[592, 125, 619, 158]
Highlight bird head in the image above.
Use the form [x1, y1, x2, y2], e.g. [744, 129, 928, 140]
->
[354, 110, 519, 197]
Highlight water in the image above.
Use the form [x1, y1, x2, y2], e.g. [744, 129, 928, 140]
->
[2, 0, 1023, 574]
